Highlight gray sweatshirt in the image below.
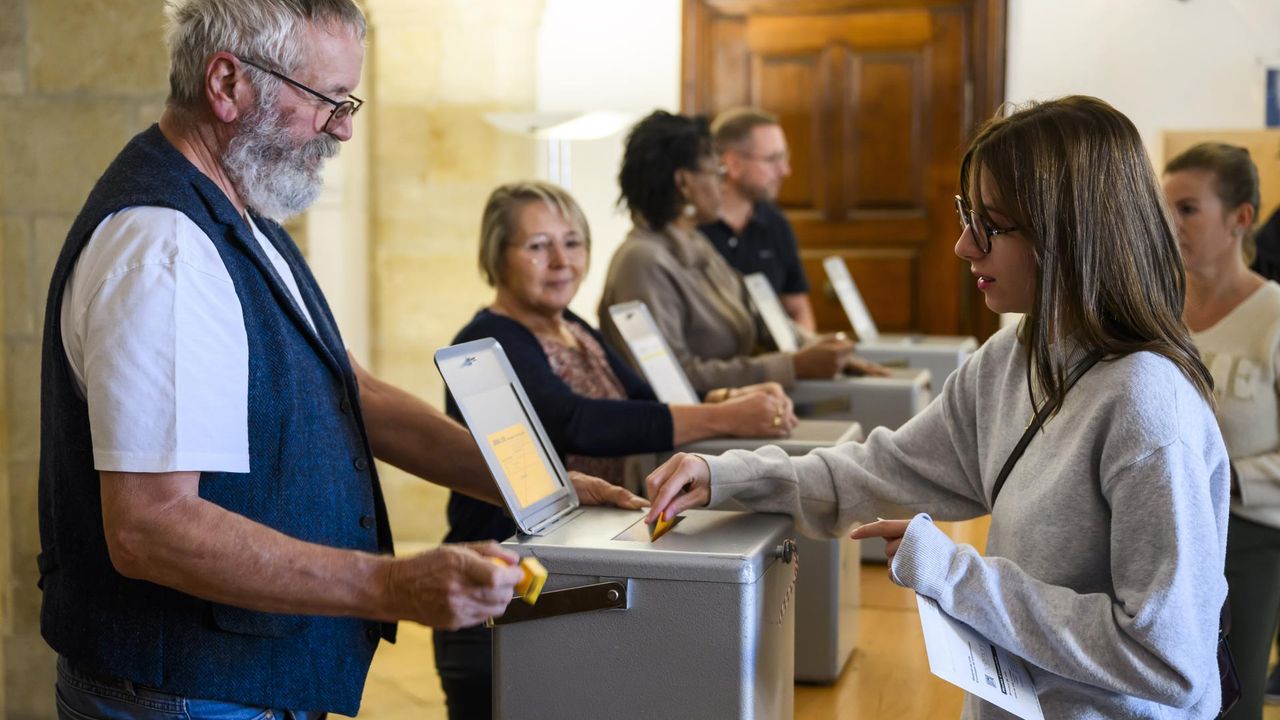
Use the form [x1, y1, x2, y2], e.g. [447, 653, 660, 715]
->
[704, 325, 1230, 718]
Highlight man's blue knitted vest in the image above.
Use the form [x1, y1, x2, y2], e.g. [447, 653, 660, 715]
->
[37, 125, 395, 715]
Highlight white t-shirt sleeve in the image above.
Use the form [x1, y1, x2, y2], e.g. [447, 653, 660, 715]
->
[61, 207, 250, 473]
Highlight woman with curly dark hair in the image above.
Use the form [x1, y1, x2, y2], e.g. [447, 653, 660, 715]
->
[597, 110, 882, 396]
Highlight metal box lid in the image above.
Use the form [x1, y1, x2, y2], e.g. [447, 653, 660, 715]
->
[680, 419, 861, 456]
[435, 338, 580, 536]
[505, 507, 794, 585]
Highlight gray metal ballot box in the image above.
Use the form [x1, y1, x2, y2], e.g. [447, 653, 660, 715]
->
[672, 426, 861, 685]
[739, 275, 935, 431]
[822, 256, 978, 385]
[436, 338, 798, 720]
[606, 300, 867, 684]
[790, 372, 931, 431]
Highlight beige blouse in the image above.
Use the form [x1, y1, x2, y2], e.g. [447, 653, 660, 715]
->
[598, 223, 794, 393]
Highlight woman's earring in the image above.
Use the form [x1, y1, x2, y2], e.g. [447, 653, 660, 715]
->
[683, 202, 697, 218]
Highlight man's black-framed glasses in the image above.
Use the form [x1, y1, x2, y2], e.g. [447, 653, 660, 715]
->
[954, 194, 1016, 254]
[238, 57, 364, 133]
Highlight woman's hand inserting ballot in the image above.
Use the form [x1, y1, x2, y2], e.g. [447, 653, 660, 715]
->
[568, 470, 648, 510]
[643, 453, 712, 525]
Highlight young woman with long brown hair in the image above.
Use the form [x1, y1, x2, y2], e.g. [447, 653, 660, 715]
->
[644, 96, 1230, 718]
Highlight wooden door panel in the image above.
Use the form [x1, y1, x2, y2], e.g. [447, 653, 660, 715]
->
[845, 54, 924, 212]
[710, 18, 749, 109]
[685, 0, 1006, 338]
[802, 251, 917, 333]
[916, 7, 968, 332]
[754, 54, 824, 214]
[789, 215, 931, 246]
[744, 11, 932, 53]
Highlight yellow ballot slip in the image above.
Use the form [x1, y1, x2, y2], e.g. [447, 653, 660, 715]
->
[492, 556, 548, 605]
[647, 513, 678, 542]
[486, 423, 559, 508]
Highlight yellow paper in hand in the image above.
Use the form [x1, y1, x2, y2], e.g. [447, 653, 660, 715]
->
[491, 556, 548, 605]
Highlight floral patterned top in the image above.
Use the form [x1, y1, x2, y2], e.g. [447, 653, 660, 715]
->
[539, 321, 629, 481]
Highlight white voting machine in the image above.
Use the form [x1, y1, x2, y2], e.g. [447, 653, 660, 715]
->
[823, 256, 978, 385]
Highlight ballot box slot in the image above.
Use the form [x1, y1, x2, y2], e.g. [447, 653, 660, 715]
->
[489, 579, 629, 626]
[610, 515, 685, 543]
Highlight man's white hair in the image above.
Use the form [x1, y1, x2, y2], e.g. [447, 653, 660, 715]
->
[164, 0, 366, 108]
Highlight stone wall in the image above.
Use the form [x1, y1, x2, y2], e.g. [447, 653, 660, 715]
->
[0, 0, 170, 714]
[363, 0, 539, 545]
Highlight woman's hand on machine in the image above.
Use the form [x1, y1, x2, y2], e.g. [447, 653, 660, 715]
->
[719, 389, 797, 438]
[728, 381, 789, 404]
[843, 354, 892, 378]
[568, 470, 649, 510]
[793, 333, 855, 379]
[644, 453, 712, 524]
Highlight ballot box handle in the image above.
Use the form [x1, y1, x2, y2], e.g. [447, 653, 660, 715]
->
[489, 580, 629, 627]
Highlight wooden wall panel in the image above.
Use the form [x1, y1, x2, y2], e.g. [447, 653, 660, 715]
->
[846, 54, 923, 212]
[755, 55, 823, 213]
[685, 0, 1007, 339]
[803, 251, 917, 332]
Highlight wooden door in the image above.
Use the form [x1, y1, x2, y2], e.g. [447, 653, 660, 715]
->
[684, 0, 1006, 338]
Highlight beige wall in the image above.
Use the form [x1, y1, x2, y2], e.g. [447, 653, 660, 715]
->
[0, 0, 170, 715]
[364, 0, 540, 545]
[1, 215, 9, 718]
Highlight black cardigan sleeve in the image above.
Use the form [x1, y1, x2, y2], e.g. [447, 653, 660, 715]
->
[449, 310, 675, 457]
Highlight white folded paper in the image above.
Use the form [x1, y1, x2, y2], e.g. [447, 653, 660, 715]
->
[916, 594, 1045, 720]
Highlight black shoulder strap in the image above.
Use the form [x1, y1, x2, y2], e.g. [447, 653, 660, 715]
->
[990, 351, 1105, 506]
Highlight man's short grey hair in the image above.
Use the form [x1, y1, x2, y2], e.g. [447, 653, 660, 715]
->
[164, 0, 366, 108]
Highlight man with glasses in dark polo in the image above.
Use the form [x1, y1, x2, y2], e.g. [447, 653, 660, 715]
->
[700, 107, 816, 332]
[37, 1, 640, 718]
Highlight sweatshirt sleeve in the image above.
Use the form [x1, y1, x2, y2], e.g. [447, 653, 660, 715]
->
[458, 314, 674, 456]
[701, 360, 990, 538]
[891, 437, 1227, 710]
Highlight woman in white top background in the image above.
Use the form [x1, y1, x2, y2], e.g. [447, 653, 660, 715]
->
[1164, 142, 1280, 720]
[644, 96, 1231, 718]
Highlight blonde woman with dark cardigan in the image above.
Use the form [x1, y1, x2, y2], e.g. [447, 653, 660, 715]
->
[647, 97, 1231, 718]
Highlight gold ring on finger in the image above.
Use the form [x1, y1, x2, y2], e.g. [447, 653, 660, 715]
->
[772, 414, 782, 427]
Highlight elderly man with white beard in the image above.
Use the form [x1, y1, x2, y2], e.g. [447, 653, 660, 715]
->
[35, 2, 643, 718]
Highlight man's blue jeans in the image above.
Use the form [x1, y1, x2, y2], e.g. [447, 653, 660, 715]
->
[55, 657, 326, 720]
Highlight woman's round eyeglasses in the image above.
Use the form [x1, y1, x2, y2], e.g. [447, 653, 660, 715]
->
[954, 195, 1016, 254]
